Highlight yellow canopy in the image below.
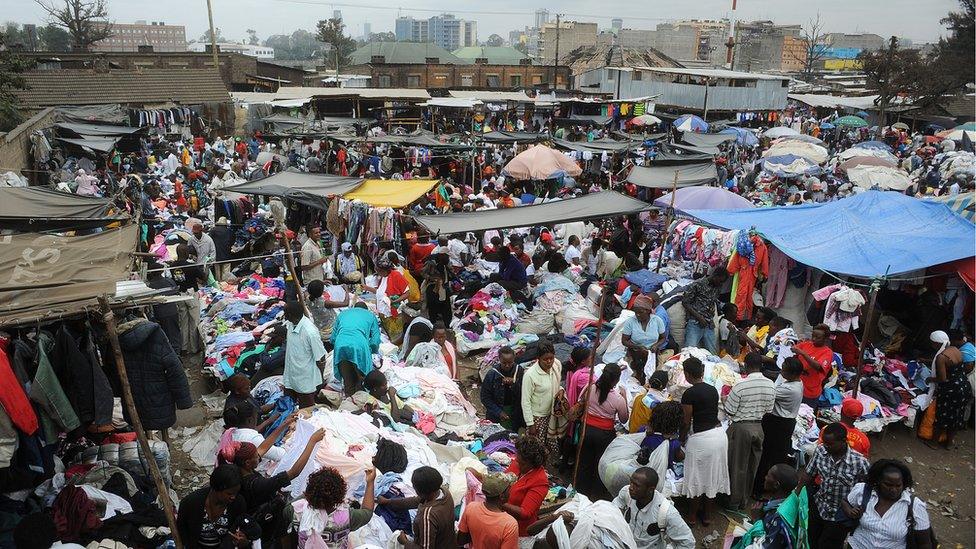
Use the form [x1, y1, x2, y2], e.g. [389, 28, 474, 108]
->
[343, 178, 438, 208]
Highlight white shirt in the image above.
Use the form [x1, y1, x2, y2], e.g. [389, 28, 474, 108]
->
[564, 244, 582, 265]
[301, 238, 326, 282]
[232, 428, 286, 463]
[447, 238, 468, 268]
[772, 376, 803, 418]
[949, 182, 961, 196]
[847, 483, 930, 549]
[613, 487, 696, 549]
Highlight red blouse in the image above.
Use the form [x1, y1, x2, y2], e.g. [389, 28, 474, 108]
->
[505, 461, 550, 536]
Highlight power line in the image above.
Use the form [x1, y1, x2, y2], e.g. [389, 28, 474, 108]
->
[272, 0, 677, 22]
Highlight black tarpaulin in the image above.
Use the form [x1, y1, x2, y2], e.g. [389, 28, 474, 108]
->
[0, 186, 128, 231]
[552, 138, 637, 153]
[653, 150, 717, 164]
[478, 131, 548, 144]
[412, 191, 650, 235]
[680, 131, 736, 148]
[223, 170, 364, 210]
[55, 122, 142, 136]
[627, 162, 718, 189]
[57, 136, 121, 153]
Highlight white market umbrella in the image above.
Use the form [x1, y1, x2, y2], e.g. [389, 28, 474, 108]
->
[847, 165, 912, 191]
[763, 126, 800, 138]
[762, 140, 829, 164]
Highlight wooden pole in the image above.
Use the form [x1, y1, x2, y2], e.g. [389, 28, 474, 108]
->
[97, 296, 182, 549]
[654, 169, 680, 272]
[571, 287, 609, 487]
[850, 278, 882, 398]
[280, 231, 309, 314]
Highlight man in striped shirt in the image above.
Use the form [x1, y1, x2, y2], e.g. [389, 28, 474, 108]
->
[725, 352, 776, 510]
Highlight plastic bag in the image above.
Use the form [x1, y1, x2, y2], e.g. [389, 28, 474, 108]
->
[598, 432, 644, 495]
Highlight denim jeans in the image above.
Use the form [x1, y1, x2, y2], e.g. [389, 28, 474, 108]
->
[685, 318, 718, 354]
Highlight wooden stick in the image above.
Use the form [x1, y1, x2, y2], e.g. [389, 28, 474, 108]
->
[571, 286, 610, 488]
[97, 296, 182, 549]
[851, 278, 881, 398]
[654, 169, 680, 272]
[280, 231, 309, 314]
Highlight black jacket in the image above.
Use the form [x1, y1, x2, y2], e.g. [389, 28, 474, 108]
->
[53, 325, 114, 426]
[117, 319, 193, 430]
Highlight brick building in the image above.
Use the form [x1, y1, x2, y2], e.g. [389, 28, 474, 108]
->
[346, 58, 570, 90]
[20, 50, 312, 92]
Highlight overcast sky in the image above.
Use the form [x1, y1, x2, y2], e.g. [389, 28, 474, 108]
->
[9, 0, 958, 44]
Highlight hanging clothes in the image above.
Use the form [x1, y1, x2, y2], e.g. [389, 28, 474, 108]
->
[727, 234, 769, 320]
[0, 336, 39, 436]
[765, 245, 796, 309]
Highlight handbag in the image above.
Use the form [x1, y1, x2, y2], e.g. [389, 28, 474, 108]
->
[906, 494, 938, 549]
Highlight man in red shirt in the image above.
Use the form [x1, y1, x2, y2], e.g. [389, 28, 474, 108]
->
[408, 235, 437, 274]
[794, 324, 835, 407]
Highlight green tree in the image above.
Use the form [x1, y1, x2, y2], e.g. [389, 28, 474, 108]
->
[485, 33, 504, 47]
[38, 24, 72, 51]
[0, 30, 35, 131]
[35, 0, 112, 51]
[315, 17, 355, 69]
[198, 27, 225, 44]
[264, 29, 321, 60]
[858, 37, 923, 124]
[246, 28, 259, 46]
[367, 31, 396, 42]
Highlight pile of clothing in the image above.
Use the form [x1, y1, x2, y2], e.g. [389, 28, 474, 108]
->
[452, 283, 535, 355]
[200, 275, 288, 381]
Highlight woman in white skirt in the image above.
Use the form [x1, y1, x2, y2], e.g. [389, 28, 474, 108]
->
[679, 356, 729, 526]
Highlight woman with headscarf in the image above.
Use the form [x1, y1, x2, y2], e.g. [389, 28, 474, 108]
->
[929, 330, 973, 449]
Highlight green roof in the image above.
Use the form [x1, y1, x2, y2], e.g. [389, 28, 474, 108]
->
[452, 46, 529, 65]
[349, 42, 467, 65]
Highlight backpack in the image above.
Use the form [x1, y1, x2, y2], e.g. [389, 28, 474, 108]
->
[906, 494, 937, 549]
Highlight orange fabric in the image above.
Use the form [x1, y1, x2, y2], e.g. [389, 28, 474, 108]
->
[727, 236, 769, 320]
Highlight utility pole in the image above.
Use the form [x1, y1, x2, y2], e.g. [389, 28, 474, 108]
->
[552, 13, 561, 89]
[726, 0, 737, 68]
[206, 0, 220, 73]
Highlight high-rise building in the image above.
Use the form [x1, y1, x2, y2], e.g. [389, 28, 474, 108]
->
[333, 10, 342, 20]
[534, 9, 550, 29]
[611, 18, 623, 32]
[395, 14, 476, 51]
[824, 33, 884, 52]
[92, 20, 187, 52]
[733, 20, 804, 72]
[363, 22, 372, 40]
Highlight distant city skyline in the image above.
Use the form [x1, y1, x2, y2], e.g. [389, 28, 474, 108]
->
[3, 0, 957, 47]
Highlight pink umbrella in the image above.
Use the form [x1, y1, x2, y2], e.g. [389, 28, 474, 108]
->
[501, 144, 583, 180]
[838, 155, 897, 172]
[653, 186, 755, 211]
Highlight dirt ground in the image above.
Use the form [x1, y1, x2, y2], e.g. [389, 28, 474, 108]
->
[167, 353, 975, 548]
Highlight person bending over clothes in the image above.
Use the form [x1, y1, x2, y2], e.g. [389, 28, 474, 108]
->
[221, 401, 295, 469]
[347, 369, 413, 425]
[637, 400, 685, 479]
[332, 302, 382, 397]
[220, 429, 325, 547]
[295, 466, 376, 548]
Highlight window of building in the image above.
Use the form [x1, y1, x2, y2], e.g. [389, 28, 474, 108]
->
[407, 74, 420, 87]
[510, 75, 522, 87]
[378, 74, 392, 87]
[461, 74, 473, 86]
[486, 74, 500, 87]
[532, 75, 542, 85]
[632, 70, 642, 81]
[607, 70, 615, 81]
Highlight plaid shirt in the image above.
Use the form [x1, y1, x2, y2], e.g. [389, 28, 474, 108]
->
[806, 445, 869, 519]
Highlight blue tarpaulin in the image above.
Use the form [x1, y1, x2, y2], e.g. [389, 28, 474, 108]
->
[685, 191, 975, 277]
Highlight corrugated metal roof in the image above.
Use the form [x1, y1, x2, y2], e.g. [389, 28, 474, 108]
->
[638, 67, 788, 81]
[349, 42, 467, 65]
[15, 68, 231, 108]
[452, 46, 528, 65]
[269, 87, 431, 101]
[448, 90, 533, 102]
